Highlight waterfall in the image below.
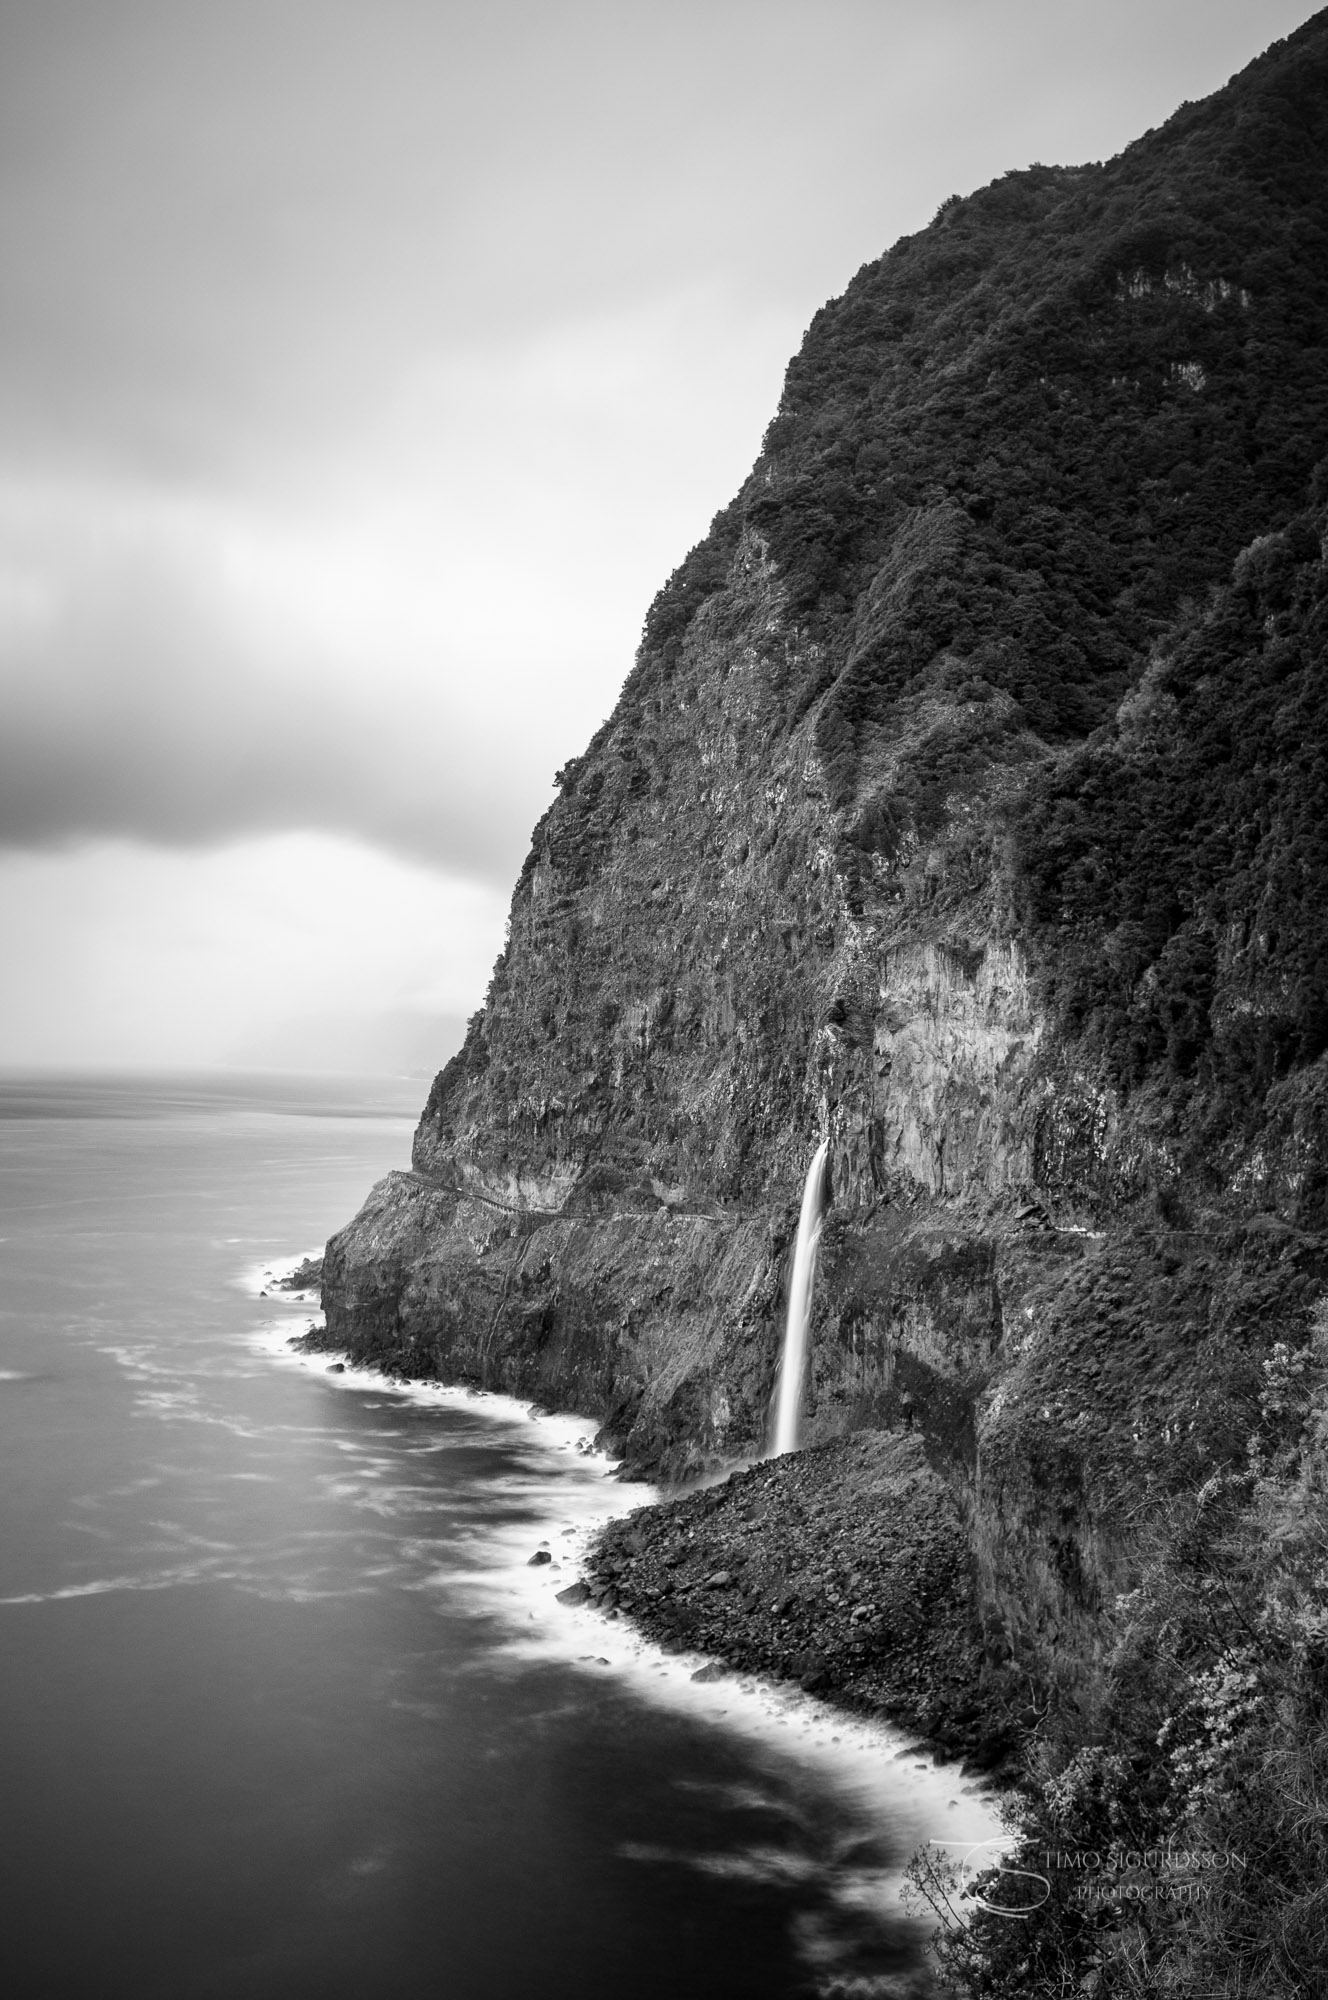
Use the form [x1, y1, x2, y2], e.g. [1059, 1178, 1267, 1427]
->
[770, 1140, 829, 1457]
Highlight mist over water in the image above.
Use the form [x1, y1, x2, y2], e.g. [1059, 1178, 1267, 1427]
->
[0, 1073, 981, 1998]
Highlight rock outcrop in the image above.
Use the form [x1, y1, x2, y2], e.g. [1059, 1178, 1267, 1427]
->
[584, 1431, 1008, 1766]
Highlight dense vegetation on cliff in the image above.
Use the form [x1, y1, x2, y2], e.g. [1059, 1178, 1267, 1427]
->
[324, 16, 1328, 1997]
[624, 10, 1328, 1212]
[1018, 496, 1328, 1219]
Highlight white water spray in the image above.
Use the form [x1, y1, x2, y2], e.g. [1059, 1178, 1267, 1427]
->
[770, 1140, 829, 1457]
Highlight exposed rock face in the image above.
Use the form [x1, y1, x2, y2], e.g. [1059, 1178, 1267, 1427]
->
[871, 940, 1045, 1196]
[322, 13, 1328, 1693]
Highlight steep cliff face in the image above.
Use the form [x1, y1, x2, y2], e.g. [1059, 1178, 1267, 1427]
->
[324, 17, 1328, 1594]
[317, 24, 1328, 1989]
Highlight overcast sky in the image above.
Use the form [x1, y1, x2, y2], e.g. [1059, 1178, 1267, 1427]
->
[0, 0, 1317, 1069]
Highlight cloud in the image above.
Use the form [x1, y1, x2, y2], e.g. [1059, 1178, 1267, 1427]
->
[0, 0, 1314, 888]
[0, 476, 552, 882]
[0, 833, 506, 1068]
[0, 288, 799, 881]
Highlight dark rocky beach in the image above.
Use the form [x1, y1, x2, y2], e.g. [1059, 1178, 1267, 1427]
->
[579, 1430, 1017, 1774]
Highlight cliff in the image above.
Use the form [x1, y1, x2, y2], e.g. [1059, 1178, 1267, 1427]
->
[325, 12, 1328, 1468]
[321, 16, 1328, 1994]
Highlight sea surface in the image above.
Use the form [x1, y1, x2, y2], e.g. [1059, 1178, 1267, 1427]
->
[0, 1070, 996, 1999]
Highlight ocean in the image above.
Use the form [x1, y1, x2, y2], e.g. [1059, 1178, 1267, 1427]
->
[0, 1071, 995, 1999]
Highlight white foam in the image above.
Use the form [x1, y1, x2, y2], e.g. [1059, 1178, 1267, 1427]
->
[237, 1247, 325, 1301]
[247, 1305, 1006, 1909]
[481, 1540, 1006, 1918]
[0, 1561, 225, 1605]
[247, 1322, 605, 1451]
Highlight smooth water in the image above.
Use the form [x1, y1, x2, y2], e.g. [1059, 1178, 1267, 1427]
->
[0, 1073, 992, 1999]
[772, 1141, 829, 1458]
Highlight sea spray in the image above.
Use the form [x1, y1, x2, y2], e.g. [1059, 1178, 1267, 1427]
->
[771, 1140, 829, 1456]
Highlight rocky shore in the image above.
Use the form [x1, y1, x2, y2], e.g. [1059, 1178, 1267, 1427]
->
[576, 1428, 1017, 1775]
[285, 1257, 1013, 1771]
[274, 1256, 323, 1295]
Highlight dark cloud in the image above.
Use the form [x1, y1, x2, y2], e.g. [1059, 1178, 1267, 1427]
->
[0, 0, 1316, 888]
[0, 525, 555, 885]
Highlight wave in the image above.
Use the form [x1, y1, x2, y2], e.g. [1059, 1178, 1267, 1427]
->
[247, 1287, 1007, 1916]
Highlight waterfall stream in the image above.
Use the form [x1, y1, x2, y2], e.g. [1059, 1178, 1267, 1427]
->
[770, 1140, 828, 1456]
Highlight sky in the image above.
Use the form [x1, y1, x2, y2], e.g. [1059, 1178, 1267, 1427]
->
[0, 0, 1318, 1072]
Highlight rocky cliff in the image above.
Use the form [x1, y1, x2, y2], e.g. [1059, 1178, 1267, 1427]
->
[320, 19, 1328, 1992]
[326, 11, 1328, 1456]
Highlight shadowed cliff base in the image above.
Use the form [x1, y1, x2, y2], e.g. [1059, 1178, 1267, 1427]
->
[318, 15, 1328, 1997]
